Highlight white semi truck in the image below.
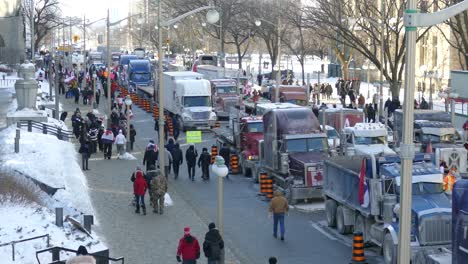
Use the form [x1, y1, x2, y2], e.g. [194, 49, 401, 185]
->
[343, 122, 396, 156]
[162, 72, 217, 130]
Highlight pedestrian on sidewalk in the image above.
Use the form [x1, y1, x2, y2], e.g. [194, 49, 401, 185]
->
[60, 111, 68, 122]
[71, 111, 82, 139]
[97, 125, 105, 152]
[186, 145, 198, 181]
[143, 140, 158, 172]
[269, 190, 289, 241]
[162, 147, 173, 177]
[150, 169, 167, 214]
[87, 125, 98, 154]
[172, 143, 183, 179]
[95, 89, 100, 106]
[145, 165, 158, 200]
[166, 137, 176, 174]
[78, 139, 91, 171]
[268, 257, 277, 264]
[198, 148, 211, 180]
[177, 227, 201, 264]
[219, 143, 230, 179]
[115, 129, 126, 157]
[203, 223, 224, 264]
[101, 128, 114, 159]
[129, 124, 136, 151]
[131, 167, 147, 215]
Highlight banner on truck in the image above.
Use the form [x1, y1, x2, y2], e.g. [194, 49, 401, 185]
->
[186, 131, 202, 143]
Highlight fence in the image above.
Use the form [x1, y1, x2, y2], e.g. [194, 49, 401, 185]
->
[0, 234, 50, 261]
[36, 247, 124, 264]
[18, 120, 72, 141]
[0, 78, 16, 88]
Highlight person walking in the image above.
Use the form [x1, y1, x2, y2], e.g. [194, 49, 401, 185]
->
[115, 129, 126, 158]
[176, 227, 201, 264]
[131, 167, 147, 215]
[143, 140, 159, 172]
[269, 190, 289, 241]
[87, 125, 98, 154]
[172, 143, 183, 179]
[165, 138, 176, 174]
[60, 111, 68, 122]
[101, 128, 114, 159]
[97, 125, 105, 152]
[162, 147, 173, 177]
[145, 165, 158, 203]
[203, 223, 224, 264]
[186, 145, 198, 181]
[150, 169, 167, 214]
[268, 257, 278, 264]
[358, 94, 365, 109]
[219, 143, 230, 179]
[198, 148, 211, 180]
[78, 140, 91, 170]
[129, 124, 136, 151]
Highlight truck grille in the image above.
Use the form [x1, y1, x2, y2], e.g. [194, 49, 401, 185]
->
[223, 100, 237, 113]
[192, 111, 210, 120]
[419, 214, 451, 246]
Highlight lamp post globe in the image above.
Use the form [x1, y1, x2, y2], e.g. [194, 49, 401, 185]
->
[212, 156, 229, 178]
[206, 9, 220, 25]
[255, 20, 261, 27]
[201, 22, 207, 27]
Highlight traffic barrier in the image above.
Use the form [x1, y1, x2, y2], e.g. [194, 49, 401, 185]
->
[350, 231, 367, 263]
[259, 173, 273, 199]
[215, 122, 221, 128]
[166, 116, 174, 136]
[153, 106, 159, 118]
[144, 99, 151, 113]
[211, 145, 218, 164]
[230, 154, 239, 174]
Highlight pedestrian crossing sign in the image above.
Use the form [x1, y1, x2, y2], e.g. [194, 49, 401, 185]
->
[186, 131, 202, 144]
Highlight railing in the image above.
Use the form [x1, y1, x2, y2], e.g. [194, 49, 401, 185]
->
[36, 247, 124, 264]
[0, 234, 50, 261]
[18, 120, 72, 141]
[0, 78, 17, 88]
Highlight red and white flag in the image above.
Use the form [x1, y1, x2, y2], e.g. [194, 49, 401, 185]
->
[358, 158, 369, 208]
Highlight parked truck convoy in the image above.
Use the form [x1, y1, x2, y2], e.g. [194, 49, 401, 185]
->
[161, 72, 217, 130]
[393, 109, 467, 174]
[324, 153, 451, 264]
[259, 107, 329, 204]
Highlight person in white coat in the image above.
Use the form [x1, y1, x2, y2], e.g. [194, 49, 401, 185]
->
[115, 129, 127, 157]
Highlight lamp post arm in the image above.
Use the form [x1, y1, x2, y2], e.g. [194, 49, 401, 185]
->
[162, 6, 213, 27]
[404, 0, 468, 28]
[109, 13, 142, 27]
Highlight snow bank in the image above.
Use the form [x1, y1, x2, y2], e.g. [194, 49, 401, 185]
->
[0, 126, 94, 215]
[0, 203, 105, 264]
[117, 152, 137, 160]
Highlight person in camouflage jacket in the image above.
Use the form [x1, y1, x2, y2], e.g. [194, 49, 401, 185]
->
[150, 171, 168, 214]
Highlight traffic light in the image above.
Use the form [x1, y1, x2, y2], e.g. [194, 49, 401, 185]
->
[73, 35, 79, 43]
[166, 38, 170, 45]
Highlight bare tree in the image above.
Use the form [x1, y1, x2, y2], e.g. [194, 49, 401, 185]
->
[307, 0, 432, 98]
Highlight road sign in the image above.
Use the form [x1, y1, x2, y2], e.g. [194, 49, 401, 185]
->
[186, 131, 202, 144]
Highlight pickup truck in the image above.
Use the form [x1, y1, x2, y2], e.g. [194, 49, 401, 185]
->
[324, 154, 451, 264]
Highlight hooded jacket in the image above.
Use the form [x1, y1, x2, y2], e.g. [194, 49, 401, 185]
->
[161, 148, 173, 167]
[101, 129, 114, 144]
[269, 191, 289, 214]
[114, 131, 126, 145]
[133, 170, 147, 196]
[172, 144, 183, 165]
[203, 228, 224, 260]
[185, 146, 198, 166]
[177, 234, 200, 261]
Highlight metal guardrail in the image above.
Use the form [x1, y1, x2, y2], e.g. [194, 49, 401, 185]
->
[0, 234, 50, 261]
[36, 246, 124, 264]
[18, 120, 72, 141]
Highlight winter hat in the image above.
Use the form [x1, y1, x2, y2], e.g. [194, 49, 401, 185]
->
[149, 164, 156, 170]
[136, 166, 141, 171]
[149, 140, 154, 144]
[119, 129, 122, 133]
[184, 227, 190, 235]
[208, 222, 216, 230]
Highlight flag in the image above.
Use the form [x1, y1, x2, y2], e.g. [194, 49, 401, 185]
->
[426, 138, 432, 154]
[358, 158, 370, 208]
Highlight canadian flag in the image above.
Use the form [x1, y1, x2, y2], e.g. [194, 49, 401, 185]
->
[358, 158, 370, 208]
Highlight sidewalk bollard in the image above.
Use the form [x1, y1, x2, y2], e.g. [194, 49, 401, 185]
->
[83, 215, 94, 233]
[57, 128, 62, 140]
[350, 231, 367, 263]
[14, 128, 20, 153]
[55, 207, 63, 227]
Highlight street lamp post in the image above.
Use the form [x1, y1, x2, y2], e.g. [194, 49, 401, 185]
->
[92, 73, 97, 109]
[125, 95, 133, 151]
[212, 155, 228, 264]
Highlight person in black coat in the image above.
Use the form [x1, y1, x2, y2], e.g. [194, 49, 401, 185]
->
[171, 143, 183, 179]
[203, 222, 224, 263]
[129, 124, 136, 151]
[185, 145, 198, 181]
[143, 141, 159, 172]
[60, 111, 68, 122]
[219, 143, 230, 179]
[78, 140, 91, 170]
[198, 148, 212, 180]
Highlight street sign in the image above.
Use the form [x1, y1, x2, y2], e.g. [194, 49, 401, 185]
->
[186, 131, 202, 144]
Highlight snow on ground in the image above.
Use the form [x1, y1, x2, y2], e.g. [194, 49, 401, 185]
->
[0, 203, 105, 264]
[0, 126, 94, 215]
[117, 152, 137, 160]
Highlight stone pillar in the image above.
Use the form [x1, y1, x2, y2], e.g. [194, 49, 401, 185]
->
[15, 62, 38, 110]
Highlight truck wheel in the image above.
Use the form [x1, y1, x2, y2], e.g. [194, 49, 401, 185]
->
[336, 205, 352, 234]
[325, 199, 337, 227]
[383, 233, 396, 264]
[354, 214, 368, 243]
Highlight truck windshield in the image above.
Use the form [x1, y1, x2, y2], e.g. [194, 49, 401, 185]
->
[397, 182, 444, 195]
[326, 129, 339, 139]
[355, 136, 386, 145]
[132, 73, 150, 81]
[247, 122, 263, 133]
[217, 86, 237, 94]
[286, 137, 328, 152]
[422, 133, 454, 143]
[184, 96, 211, 107]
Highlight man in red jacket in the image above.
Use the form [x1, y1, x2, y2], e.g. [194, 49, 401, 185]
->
[132, 167, 147, 215]
[177, 227, 200, 264]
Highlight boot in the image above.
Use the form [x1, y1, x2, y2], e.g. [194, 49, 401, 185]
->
[135, 204, 140, 214]
[142, 205, 146, 215]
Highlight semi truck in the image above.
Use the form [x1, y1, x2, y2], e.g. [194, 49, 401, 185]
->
[319, 108, 365, 134]
[161, 72, 217, 130]
[270, 85, 308, 106]
[324, 154, 452, 264]
[259, 107, 329, 203]
[342, 122, 396, 156]
[210, 79, 240, 119]
[127, 59, 153, 88]
[393, 110, 467, 174]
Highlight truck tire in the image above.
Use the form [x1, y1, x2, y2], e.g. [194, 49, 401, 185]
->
[336, 205, 352, 234]
[383, 232, 396, 264]
[354, 214, 368, 243]
[325, 199, 337, 227]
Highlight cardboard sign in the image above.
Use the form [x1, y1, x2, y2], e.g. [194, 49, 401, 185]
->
[186, 131, 202, 143]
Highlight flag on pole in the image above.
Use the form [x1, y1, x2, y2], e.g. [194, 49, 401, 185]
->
[426, 138, 433, 154]
[358, 158, 369, 208]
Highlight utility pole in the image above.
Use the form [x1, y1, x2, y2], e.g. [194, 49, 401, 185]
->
[275, 0, 281, 103]
[69, 16, 72, 70]
[106, 9, 112, 122]
[83, 15, 86, 71]
[157, 0, 166, 176]
[31, 0, 35, 62]
[379, 0, 385, 117]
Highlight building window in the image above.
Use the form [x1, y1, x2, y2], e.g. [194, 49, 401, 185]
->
[432, 36, 438, 68]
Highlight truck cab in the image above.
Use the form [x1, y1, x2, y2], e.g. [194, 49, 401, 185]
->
[210, 79, 240, 119]
[127, 59, 152, 88]
[270, 85, 308, 106]
[343, 123, 396, 156]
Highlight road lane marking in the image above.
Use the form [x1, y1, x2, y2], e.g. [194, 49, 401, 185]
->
[309, 221, 338, 241]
